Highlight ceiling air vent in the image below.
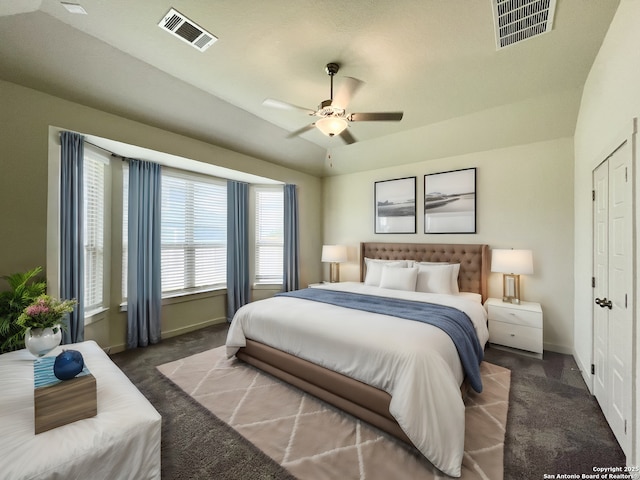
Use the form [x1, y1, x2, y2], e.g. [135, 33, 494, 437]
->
[491, 0, 557, 49]
[158, 8, 217, 52]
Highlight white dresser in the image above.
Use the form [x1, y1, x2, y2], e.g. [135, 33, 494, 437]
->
[485, 298, 543, 357]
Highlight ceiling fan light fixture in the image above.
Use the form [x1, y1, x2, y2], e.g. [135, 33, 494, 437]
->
[316, 116, 348, 137]
[264, 61, 403, 144]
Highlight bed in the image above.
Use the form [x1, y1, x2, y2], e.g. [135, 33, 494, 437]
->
[226, 242, 490, 477]
[0, 340, 161, 480]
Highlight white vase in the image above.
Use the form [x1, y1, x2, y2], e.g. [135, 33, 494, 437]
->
[25, 325, 62, 358]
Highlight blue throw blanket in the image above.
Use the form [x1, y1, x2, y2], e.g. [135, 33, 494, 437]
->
[275, 288, 484, 392]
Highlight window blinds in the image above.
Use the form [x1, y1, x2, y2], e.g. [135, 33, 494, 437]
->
[161, 169, 227, 294]
[122, 166, 227, 298]
[122, 166, 129, 299]
[83, 150, 107, 311]
[255, 187, 284, 284]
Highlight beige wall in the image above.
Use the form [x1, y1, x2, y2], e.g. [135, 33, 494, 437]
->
[323, 137, 575, 353]
[574, 0, 640, 465]
[0, 79, 323, 352]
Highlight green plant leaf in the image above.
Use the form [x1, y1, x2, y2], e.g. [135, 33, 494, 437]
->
[0, 266, 47, 354]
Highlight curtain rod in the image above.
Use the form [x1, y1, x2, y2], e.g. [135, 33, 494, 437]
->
[84, 140, 127, 161]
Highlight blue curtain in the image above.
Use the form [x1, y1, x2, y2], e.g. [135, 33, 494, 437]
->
[226, 180, 249, 322]
[283, 184, 300, 292]
[127, 159, 162, 349]
[59, 131, 85, 344]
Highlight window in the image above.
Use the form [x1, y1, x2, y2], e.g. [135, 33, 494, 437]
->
[161, 169, 227, 294]
[122, 166, 129, 299]
[123, 165, 227, 297]
[254, 186, 284, 284]
[83, 147, 109, 313]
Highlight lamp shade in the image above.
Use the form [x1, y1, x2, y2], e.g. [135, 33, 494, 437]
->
[491, 249, 533, 275]
[321, 245, 347, 263]
[316, 116, 348, 137]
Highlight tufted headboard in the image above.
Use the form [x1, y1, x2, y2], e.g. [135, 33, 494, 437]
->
[360, 242, 490, 302]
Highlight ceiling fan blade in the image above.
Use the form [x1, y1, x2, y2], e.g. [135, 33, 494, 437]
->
[349, 112, 404, 122]
[263, 98, 315, 115]
[332, 77, 364, 110]
[286, 123, 316, 138]
[339, 128, 357, 145]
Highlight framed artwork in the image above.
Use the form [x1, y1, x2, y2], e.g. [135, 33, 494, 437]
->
[374, 176, 416, 234]
[424, 167, 476, 234]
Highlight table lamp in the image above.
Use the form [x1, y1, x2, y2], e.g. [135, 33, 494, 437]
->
[321, 245, 348, 283]
[491, 249, 533, 304]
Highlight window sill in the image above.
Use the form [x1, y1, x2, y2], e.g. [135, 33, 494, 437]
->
[253, 283, 283, 290]
[162, 285, 226, 300]
[85, 306, 109, 326]
[119, 287, 227, 312]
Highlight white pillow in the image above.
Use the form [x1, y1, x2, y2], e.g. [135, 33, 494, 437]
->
[417, 262, 460, 294]
[416, 264, 455, 295]
[364, 258, 408, 286]
[379, 266, 418, 291]
[365, 257, 409, 267]
[457, 292, 482, 303]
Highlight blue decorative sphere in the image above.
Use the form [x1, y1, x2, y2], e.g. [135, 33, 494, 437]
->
[53, 349, 84, 380]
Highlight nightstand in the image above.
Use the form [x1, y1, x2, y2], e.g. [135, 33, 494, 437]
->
[485, 298, 543, 358]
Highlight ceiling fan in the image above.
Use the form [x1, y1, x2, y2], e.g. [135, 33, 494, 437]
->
[262, 62, 403, 144]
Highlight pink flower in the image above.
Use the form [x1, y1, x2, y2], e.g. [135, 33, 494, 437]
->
[18, 294, 77, 330]
[25, 304, 50, 316]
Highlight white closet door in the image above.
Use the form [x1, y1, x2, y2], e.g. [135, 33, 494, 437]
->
[592, 161, 608, 404]
[592, 140, 633, 457]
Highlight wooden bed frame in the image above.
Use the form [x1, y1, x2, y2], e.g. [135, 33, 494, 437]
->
[236, 242, 490, 446]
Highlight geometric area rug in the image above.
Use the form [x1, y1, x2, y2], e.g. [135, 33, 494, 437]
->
[157, 347, 510, 479]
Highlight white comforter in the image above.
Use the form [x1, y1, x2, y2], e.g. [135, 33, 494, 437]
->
[0, 341, 161, 480]
[226, 282, 489, 477]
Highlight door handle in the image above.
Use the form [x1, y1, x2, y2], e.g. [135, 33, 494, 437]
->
[595, 297, 613, 309]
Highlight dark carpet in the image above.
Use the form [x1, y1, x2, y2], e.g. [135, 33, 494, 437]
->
[111, 324, 625, 479]
[483, 347, 626, 478]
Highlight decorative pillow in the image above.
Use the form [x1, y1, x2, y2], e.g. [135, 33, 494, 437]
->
[379, 266, 418, 291]
[417, 262, 460, 294]
[416, 264, 455, 295]
[364, 258, 408, 287]
[457, 292, 482, 303]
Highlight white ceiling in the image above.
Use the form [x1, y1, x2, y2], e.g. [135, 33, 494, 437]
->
[0, 0, 619, 177]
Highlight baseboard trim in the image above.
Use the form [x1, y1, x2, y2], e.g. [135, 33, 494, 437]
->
[105, 317, 227, 355]
[572, 347, 594, 394]
[542, 342, 573, 355]
[163, 317, 227, 339]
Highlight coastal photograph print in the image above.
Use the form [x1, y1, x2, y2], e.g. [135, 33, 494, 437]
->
[374, 176, 416, 233]
[424, 167, 476, 234]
